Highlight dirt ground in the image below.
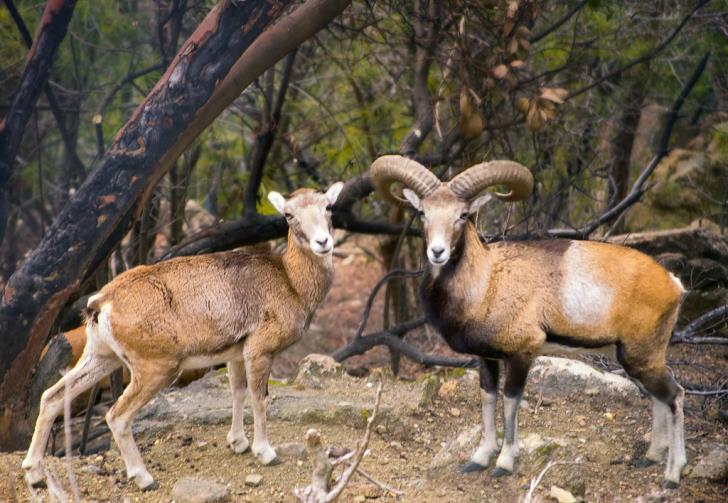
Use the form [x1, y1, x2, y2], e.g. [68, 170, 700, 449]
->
[1, 238, 726, 502]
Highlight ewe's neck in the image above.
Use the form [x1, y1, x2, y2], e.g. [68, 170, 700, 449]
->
[282, 231, 334, 313]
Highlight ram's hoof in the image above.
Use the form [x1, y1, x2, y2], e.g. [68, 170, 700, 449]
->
[459, 461, 487, 474]
[633, 457, 657, 468]
[662, 480, 679, 490]
[266, 456, 283, 466]
[490, 467, 512, 478]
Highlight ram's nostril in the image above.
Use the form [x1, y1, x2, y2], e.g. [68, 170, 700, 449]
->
[431, 247, 445, 258]
[316, 237, 330, 247]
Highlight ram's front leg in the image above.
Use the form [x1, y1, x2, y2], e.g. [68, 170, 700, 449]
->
[461, 358, 500, 473]
[492, 355, 532, 477]
[244, 337, 280, 466]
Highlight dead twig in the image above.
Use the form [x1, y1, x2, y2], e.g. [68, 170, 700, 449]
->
[523, 460, 580, 503]
[295, 381, 394, 502]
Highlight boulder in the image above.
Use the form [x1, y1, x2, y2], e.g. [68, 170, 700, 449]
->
[294, 354, 344, 388]
[171, 477, 229, 503]
[689, 445, 728, 481]
[530, 357, 640, 396]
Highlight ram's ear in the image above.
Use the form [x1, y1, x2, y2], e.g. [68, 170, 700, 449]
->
[402, 188, 422, 211]
[268, 191, 286, 214]
[468, 193, 493, 214]
[325, 181, 344, 205]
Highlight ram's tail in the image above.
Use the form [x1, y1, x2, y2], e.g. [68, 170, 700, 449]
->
[82, 293, 104, 325]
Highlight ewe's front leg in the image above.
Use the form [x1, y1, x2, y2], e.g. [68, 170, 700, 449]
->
[461, 358, 500, 473]
[226, 359, 250, 454]
[244, 347, 280, 466]
[492, 355, 531, 477]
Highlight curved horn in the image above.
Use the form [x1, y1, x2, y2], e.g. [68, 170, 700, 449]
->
[448, 160, 533, 202]
[370, 155, 441, 203]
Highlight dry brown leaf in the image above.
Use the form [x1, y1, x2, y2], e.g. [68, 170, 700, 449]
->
[510, 59, 526, 69]
[493, 64, 508, 79]
[540, 87, 568, 104]
[507, 0, 519, 19]
[515, 96, 530, 114]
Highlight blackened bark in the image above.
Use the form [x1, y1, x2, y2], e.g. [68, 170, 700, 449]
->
[0, 0, 292, 450]
[0, 0, 78, 246]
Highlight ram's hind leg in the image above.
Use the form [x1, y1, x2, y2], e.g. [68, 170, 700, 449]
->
[618, 345, 686, 488]
[226, 359, 250, 454]
[22, 350, 121, 487]
[461, 358, 499, 473]
[493, 355, 532, 477]
[105, 360, 177, 490]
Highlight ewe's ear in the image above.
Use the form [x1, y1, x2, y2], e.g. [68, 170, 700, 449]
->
[325, 181, 344, 205]
[402, 188, 422, 211]
[268, 191, 286, 214]
[469, 193, 493, 214]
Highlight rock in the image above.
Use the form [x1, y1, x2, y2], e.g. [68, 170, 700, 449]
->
[689, 446, 728, 481]
[389, 441, 403, 450]
[171, 477, 230, 503]
[449, 407, 461, 417]
[245, 473, 263, 487]
[521, 433, 545, 454]
[294, 354, 344, 389]
[438, 380, 459, 400]
[428, 425, 481, 478]
[530, 357, 640, 396]
[549, 485, 576, 503]
[418, 374, 442, 408]
[277, 442, 307, 460]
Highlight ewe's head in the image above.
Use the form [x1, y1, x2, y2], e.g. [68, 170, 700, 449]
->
[268, 182, 344, 256]
[370, 155, 533, 266]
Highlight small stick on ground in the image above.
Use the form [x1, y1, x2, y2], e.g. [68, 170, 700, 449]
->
[294, 381, 398, 502]
[522, 460, 580, 503]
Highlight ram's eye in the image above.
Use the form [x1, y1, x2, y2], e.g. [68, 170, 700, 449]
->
[459, 212, 469, 220]
[284, 213, 293, 220]
[326, 204, 333, 212]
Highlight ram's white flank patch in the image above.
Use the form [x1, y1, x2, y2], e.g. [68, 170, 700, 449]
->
[87, 292, 104, 307]
[669, 272, 685, 293]
[561, 242, 614, 325]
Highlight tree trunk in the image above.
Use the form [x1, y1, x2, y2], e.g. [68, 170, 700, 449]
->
[0, 0, 295, 451]
[0, 0, 78, 247]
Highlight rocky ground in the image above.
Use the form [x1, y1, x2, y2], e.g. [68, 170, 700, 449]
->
[1, 354, 726, 502]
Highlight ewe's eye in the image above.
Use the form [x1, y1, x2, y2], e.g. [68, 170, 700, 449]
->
[326, 204, 333, 212]
[284, 213, 293, 220]
[459, 212, 469, 220]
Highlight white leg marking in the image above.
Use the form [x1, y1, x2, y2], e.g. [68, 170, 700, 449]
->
[646, 398, 669, 462]
[495, 395, 520, 473]
[470, 389, 498, 466]
[664, 388, 687, 485]
[226, 360, 250, 454]
[22, 351, 119, 486]
[244, 356, 277, 465]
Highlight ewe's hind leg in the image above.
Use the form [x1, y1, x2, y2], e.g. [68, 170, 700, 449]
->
[618, 346, 686, 487]
[226, 359, 250, 454]
[461, 358, 500, 473]
[493, 355, 532, 477]
[22, 352, 120, 486]
[106, 361, 176, 490]
[244, 348, 279, 465]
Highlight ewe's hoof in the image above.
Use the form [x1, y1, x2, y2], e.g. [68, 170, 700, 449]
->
[490, 466, 512, 478]
[23, 464, 46, 487]
[130, 471, 156, 491]
[266, 456, 283, 466]
[662, 480, 680, 490]
[228, 437, 250, 454]
[459, 461, 487, 474]
[254, 445, 280, 466]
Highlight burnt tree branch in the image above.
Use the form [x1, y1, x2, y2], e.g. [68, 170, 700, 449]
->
[4, 0, 86, 180]
[0, 0, 78, 247]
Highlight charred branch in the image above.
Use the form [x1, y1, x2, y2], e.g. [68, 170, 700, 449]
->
[0, 0, 78, 246]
